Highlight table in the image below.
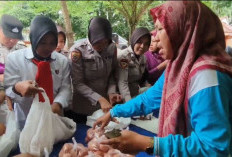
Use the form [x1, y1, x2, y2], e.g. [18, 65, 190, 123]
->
[9, 124, 156, 157]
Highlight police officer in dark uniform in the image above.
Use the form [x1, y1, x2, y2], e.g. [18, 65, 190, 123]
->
[0, 14, 25, 106]
[69, 17, 121, 123]
[117, 27, 151, 102]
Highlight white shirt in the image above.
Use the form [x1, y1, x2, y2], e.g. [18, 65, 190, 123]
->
[4, 47, 71, 129]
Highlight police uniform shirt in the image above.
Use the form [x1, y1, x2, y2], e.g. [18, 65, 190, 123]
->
[59, 49, 70, 58]
[117, 46, 146, 102]
[0, 42, 26, 65]
[70, 39, 117, 115]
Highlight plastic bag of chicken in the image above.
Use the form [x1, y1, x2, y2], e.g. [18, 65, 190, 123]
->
[59, 138, 88, 157]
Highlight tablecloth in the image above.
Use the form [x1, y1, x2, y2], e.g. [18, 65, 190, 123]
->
[9, 124, 156, 157]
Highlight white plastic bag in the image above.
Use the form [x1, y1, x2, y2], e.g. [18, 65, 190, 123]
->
[0, 104, 20, 157]
[19, 92, 76, 157]
[86, 109, 131, 130]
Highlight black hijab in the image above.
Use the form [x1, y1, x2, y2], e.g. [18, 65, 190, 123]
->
[30, 15, 58, 61]
[130, 27, 151, 51]
[88, 17, 112, 45]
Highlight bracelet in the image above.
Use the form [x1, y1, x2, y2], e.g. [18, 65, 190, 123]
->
[145, 137, 154, 155]
[12, 84, 22, 97]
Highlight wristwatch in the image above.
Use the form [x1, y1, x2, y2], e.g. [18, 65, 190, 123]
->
[145, 137, 154, 155]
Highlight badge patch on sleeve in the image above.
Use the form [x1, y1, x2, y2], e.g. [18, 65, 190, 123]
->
[120, 59, 129, 69]
[71, 51, 81, 63]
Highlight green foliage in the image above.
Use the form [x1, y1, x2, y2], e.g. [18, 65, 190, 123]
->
[66, 1, 98, 39]
[96, 1, 129, 40]
[0, 1, 61, 27]
[67, 1, 129, 40]
[1, 1, 231, 41]
[202, 1, 232, 23]
[137, 1, 164, 32]
[0, 1, 158, 40]
[106, 1, 164, 40]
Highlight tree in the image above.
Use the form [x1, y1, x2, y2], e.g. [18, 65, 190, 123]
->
[60, 1, 74, 48]
[108, 0, 160, 40]
[66, 1, 104, 39]
[0, 1, 161, 41]
[1, 1, 231, 44]
[203, 1, 232, 24]
[0, 1, 62, 40]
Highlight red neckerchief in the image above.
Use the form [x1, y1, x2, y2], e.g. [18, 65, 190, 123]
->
[32, 59, 54, 104]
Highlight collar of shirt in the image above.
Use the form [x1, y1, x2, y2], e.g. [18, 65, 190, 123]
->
[128, 46, 145, 65]
[87, 40, 110, 59]
[24, 48, 56, 61]
[0, 42, 17, 52]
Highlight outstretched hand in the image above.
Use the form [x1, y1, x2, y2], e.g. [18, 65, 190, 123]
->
[98, 97, 112, 113]
[100, 130, 151, 155]
[93, 111, 112, 130]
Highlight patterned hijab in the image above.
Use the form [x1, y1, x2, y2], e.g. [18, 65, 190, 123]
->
[150, 1, 232, 137]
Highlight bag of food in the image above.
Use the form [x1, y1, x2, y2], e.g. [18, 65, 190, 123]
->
[0, 104, 20, 157]
[19, 91, 76, 157]
[86, 109, 131, 130]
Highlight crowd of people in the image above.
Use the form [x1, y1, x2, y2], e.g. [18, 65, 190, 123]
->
[0, 1, 231, 156]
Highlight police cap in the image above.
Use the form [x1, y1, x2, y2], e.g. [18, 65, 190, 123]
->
[0, 14, 24, 40]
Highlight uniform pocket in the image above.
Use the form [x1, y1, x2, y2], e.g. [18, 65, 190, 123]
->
[128, 64, 141, 81]
[104, 58, 112, 74]
[84, 62, 98, 80]
[84, 62, 97, 71]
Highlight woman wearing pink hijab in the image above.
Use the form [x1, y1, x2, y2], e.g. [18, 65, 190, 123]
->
[94, 1, 232, 156]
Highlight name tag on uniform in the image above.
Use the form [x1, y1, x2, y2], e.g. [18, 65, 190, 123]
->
[83, 59, 95, 62]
